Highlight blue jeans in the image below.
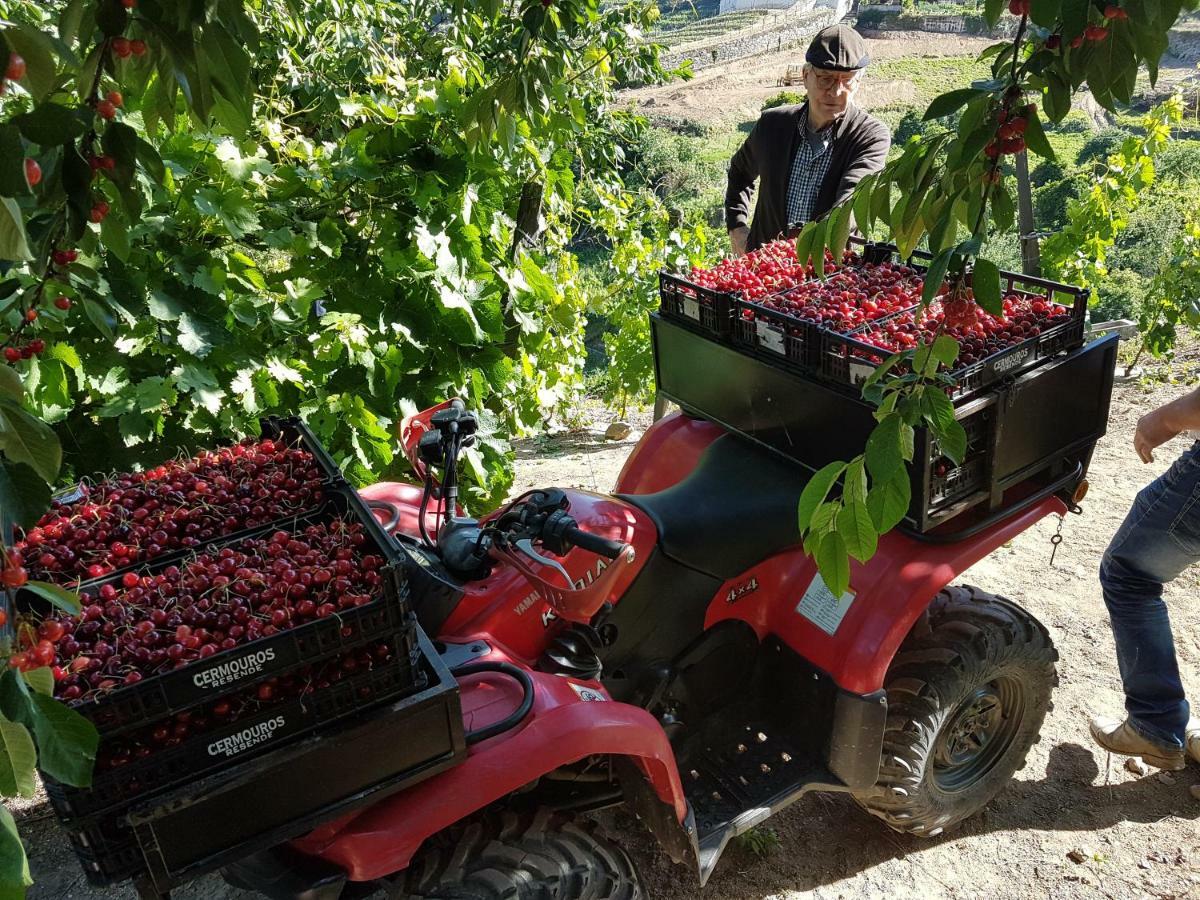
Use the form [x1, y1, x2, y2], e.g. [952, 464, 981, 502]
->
[1099, 442, 1200, 749]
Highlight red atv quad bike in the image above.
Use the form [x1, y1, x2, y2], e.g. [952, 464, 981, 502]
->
[221, 311, 1118, 899]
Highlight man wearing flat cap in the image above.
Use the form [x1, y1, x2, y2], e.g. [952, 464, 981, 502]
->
[726, 24, 891, 255]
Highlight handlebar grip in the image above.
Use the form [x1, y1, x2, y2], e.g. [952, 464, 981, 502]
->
[562, 525, 626, 560]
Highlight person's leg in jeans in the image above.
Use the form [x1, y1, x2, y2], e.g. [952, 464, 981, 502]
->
[1093, 443, 1200, 763]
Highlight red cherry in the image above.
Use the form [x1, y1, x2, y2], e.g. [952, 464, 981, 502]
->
[131, 39, 148, 56]
[24, 308, 37, 322]
[54, 296, 71, 310]
[96, 99, 117, 120]
[122, 0, 137, 8]
[122, 571, 139, 588]
[1, 566, 28, 588]
[106, 90, 124, 108]
[24, 158, 41, 187]
[112, 37, 132, 59]
[4, 53, 25, 82]
[3, 348, 20, 364]
[1045, 34, 1061, 49]
[28, 339, 45, 355]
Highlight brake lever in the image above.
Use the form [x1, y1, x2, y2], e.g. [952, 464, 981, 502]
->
[514, 538, 573, 587]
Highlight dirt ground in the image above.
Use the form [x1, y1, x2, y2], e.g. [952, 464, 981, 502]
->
[18, 356, 1200, 900]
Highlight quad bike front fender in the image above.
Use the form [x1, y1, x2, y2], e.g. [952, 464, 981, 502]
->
[707, 492, 1068, 696]
[289, 657, 690, 883]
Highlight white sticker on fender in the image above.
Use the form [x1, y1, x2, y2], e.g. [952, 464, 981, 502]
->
[568, 682, 607, 702]
[796, 572, 855, 635]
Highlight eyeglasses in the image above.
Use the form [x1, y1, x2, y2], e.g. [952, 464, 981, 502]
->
[810, 70, 860, 92]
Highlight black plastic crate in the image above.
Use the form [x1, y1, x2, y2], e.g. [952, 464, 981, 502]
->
[104, 632, 459, 893]
[23, 484, 415, 740]
[733, 301, 817, 370]
[652, 313, 1117, 533]
[44, 626, 423, 821]
[260, 415, 346, 486]
[659, 271, 737, 338]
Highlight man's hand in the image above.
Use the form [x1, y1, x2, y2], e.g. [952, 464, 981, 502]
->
[1135, 406, 1181, 463]
[729, 226, 749, 257]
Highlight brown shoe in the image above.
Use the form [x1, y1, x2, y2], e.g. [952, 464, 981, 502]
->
[1187, 719, 1199, 765]
[1089, 716, 1186, 771]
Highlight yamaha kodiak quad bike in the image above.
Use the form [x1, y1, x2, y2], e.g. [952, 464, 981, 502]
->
[223, 316, 1115, 900]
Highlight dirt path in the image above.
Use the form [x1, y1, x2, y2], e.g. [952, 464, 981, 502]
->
[15, 366, 1200, 900]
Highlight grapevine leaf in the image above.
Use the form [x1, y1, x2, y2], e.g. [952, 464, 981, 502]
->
[798, 460, 846, 533]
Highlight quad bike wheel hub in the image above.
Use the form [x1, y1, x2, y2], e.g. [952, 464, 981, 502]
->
[933, 676, 1025, 792]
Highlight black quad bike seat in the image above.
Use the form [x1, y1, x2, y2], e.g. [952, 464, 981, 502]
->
[619, 434, 811, 581]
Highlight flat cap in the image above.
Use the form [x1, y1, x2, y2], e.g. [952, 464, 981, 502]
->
[805, 24, 870, 71]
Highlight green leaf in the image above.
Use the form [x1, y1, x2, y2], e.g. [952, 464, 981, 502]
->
[82, 297, 115, 340]
[921, 389, 967, 465]
[866, 415, 907, 481]
[13, 103, 87, 148]
[101, 122, 138, 189]
[0, 398, 61, 483]
[852, 173, 876, 237]
[861, 352, 905, 393]
[931, 334, 960, 369]
[921, 248, 954, 305]
[798, 460, 846, 533]
[838, 499, 878, 563]
[972, 257, 1003, 316]
[134, 376, 177, 412]
[0, 805, 31, 895]
[0, 670, 96, 788]
[815, 531, 851, 597]
[0, 719, 37, 799]
[0, 368, 22, 405]
[924, 88, 985, 121]
[1062, 0, 1090, 38]
[866, 467, 912, 532]
[0, 199, 32, 262]
[61, 144, 92, 242]
[99, 209, 130, 262]
[1030, 0, 1063, 26]
[0, 460, 51, 531]
[1022, 112, 1055, 161]
[1044, 70, 1071, 123]
[20, 581, 81, 616]
[991, 181, 1015, 232]
[984, 0, 1005, 26]
[829, 202, 853, 268]
[96, 0, 128, 37]
[134, 136, 166, 184]
[843, 456, 868, 506]
[0, 126, 29, 198]
[20, 668, 52, 698]
[3, 25, 57, 102]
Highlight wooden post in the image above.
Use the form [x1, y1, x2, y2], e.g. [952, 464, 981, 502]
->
[1014, 150, 1040, 276]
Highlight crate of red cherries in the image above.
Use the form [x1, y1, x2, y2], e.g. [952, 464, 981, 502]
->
[658, 237, 859, 339]
[818, 249, 1088, 400]
[11, 421, 426, 854]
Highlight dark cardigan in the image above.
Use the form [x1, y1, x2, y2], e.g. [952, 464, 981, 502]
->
[725, 102, 891, 251]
